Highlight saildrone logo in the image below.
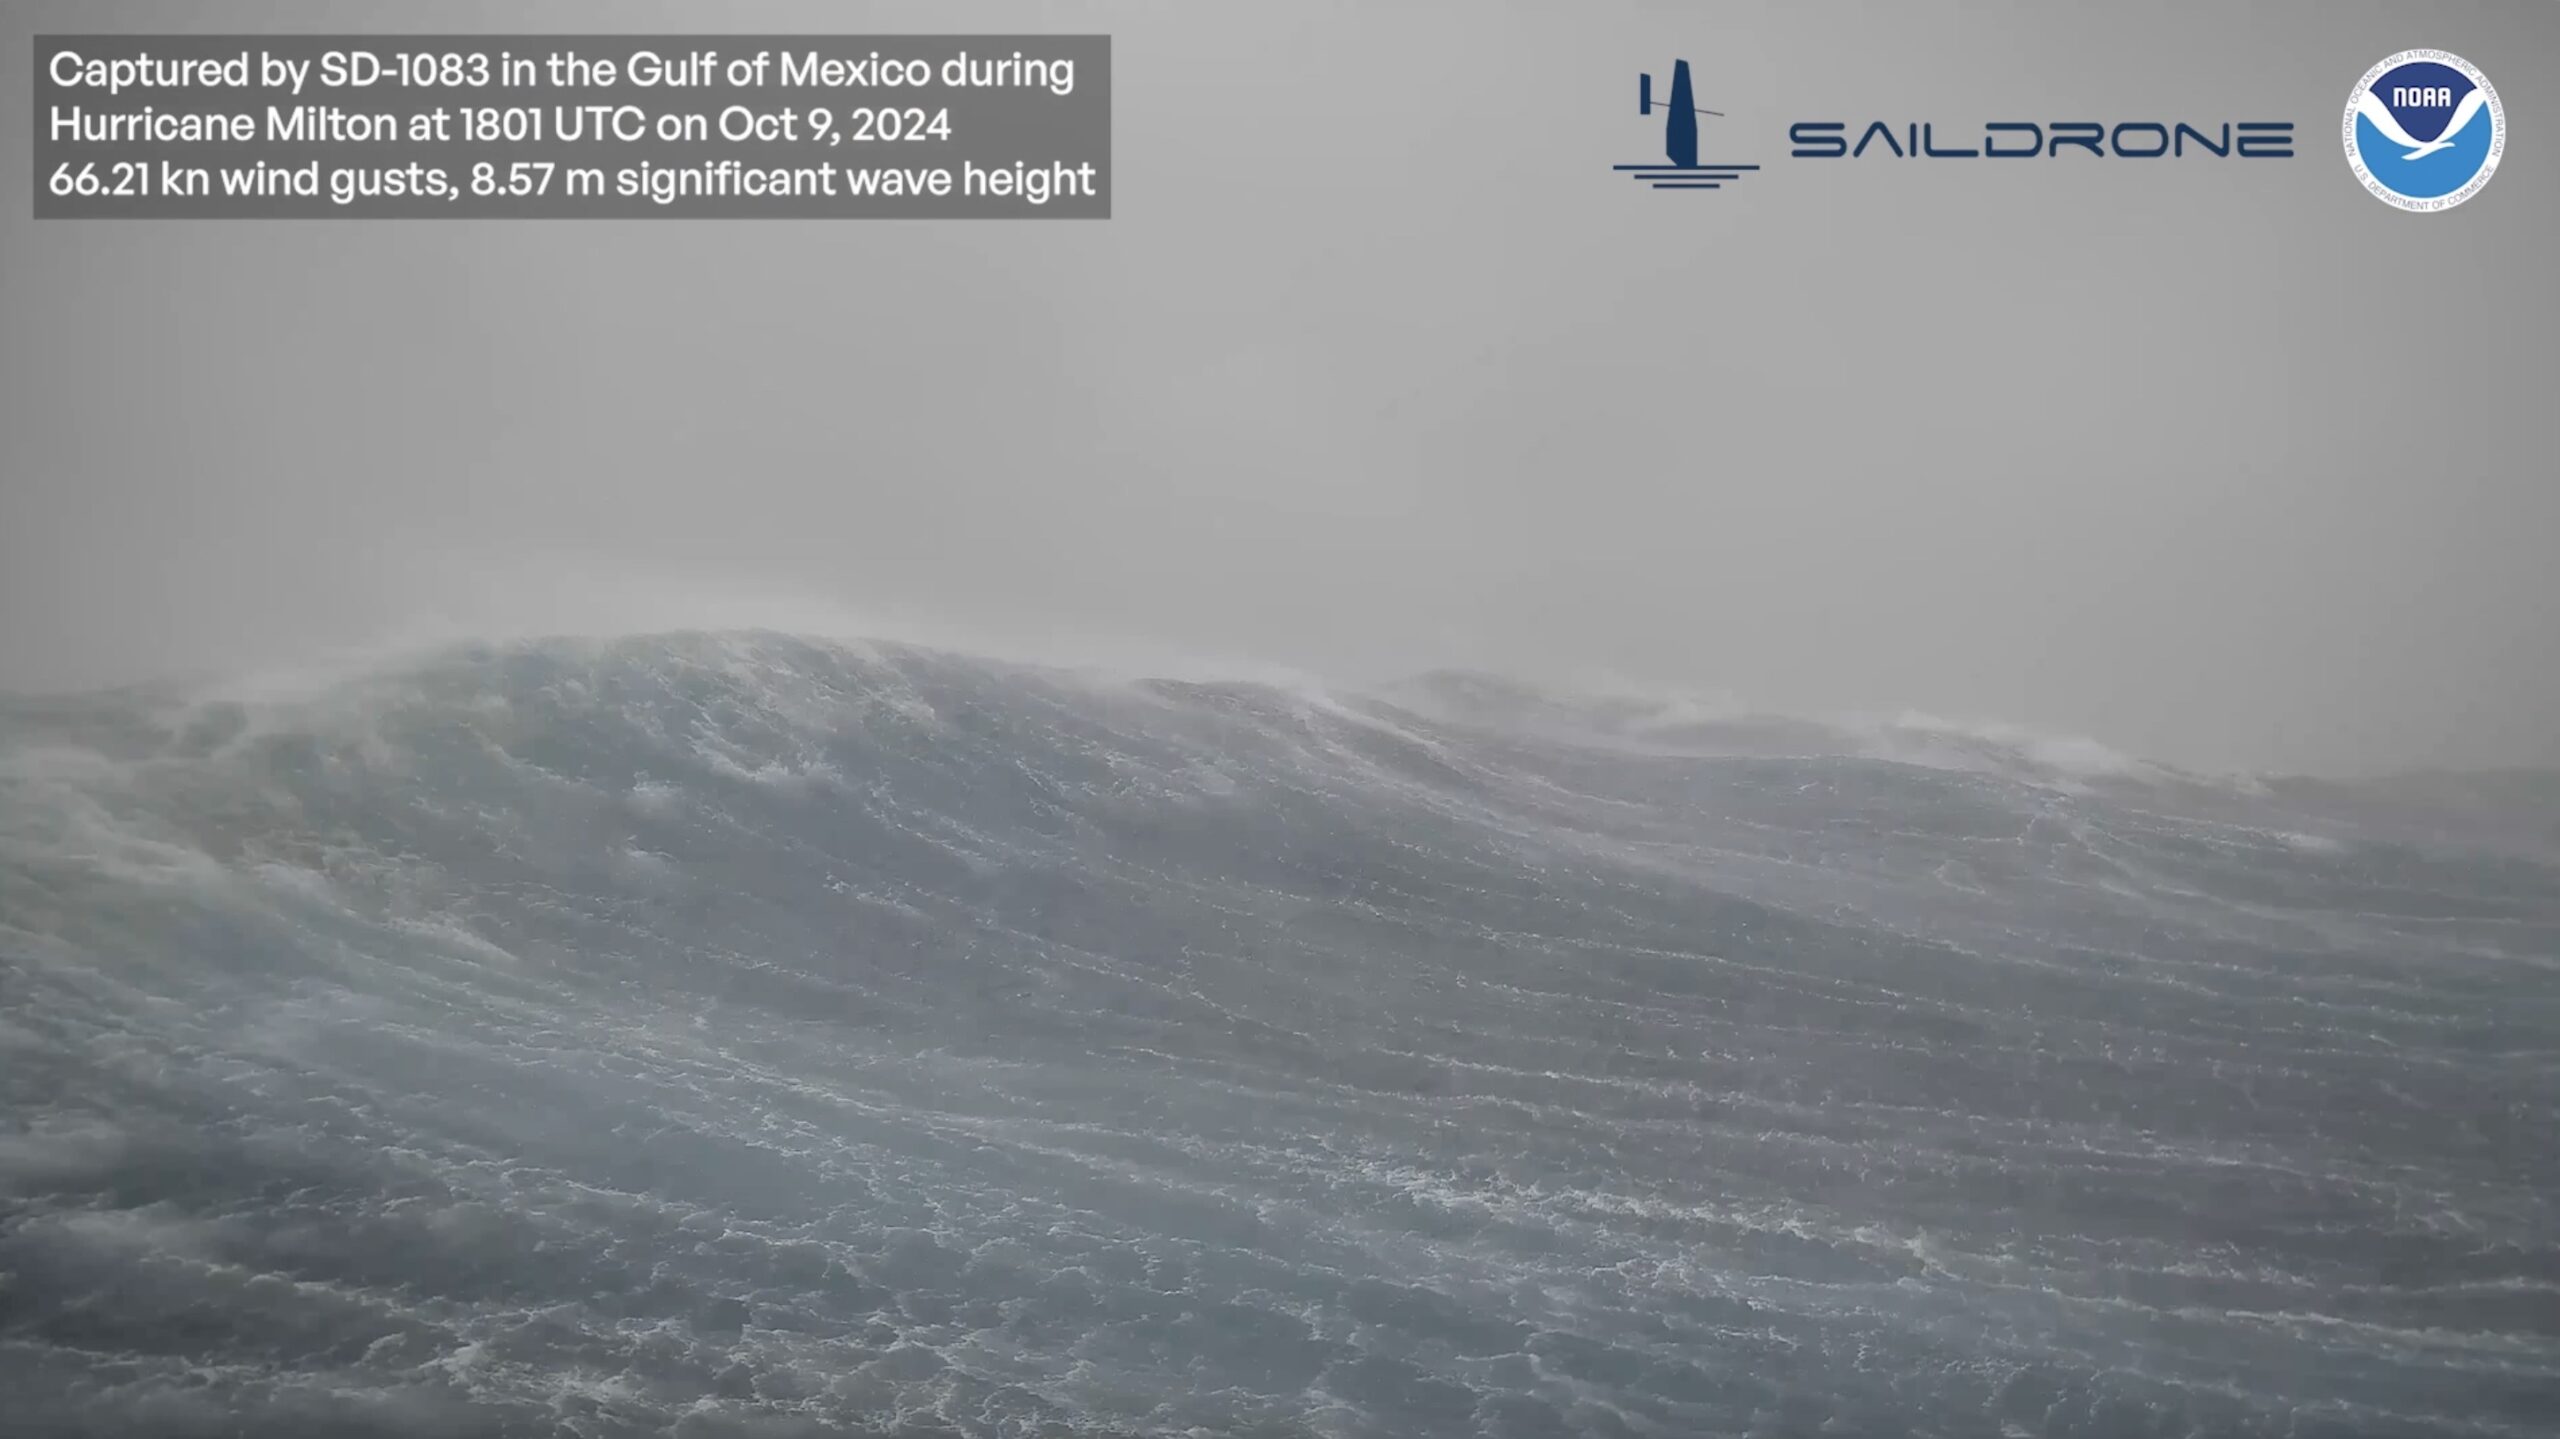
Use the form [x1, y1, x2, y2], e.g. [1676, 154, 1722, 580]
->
[2343, 50, 2503, 212]
[1618, 60, 1760, 191]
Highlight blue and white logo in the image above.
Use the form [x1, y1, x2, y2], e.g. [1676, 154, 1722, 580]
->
[2344, 50, 2502, 211]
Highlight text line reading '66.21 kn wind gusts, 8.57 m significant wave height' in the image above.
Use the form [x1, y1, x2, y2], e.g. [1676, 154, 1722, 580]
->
[32, 35, 1112, 218]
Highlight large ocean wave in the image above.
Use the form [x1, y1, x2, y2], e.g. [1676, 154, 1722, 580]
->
[2, 632, 2554, 1437]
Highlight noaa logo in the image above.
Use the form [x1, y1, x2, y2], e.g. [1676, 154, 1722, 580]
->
[2343, 50, 2502, 211]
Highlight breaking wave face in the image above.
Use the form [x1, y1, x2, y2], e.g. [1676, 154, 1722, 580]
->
[3, 632, 2556, 1439]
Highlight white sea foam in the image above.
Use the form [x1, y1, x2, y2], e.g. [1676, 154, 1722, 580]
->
[0, 631, 2550, 1438]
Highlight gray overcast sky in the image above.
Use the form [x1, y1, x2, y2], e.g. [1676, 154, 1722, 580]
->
[3, 1, 2556, 777]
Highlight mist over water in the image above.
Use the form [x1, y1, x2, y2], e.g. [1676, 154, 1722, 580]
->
[3, 632, 2554, 1438]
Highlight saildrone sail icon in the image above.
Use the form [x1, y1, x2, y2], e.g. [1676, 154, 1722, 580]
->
[1643, 61, 1713, 166]
[1622, 60, 1758, 191]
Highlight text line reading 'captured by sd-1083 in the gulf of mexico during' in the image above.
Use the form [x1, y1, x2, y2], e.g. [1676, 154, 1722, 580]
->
[33, 35, 1112, 218]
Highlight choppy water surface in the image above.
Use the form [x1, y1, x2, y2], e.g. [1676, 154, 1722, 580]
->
[2, 635, 2554, 1437]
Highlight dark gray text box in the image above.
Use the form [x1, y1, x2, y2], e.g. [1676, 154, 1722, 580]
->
[34, 35, 1111, 218]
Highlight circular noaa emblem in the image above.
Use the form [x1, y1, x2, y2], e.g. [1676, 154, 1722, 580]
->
[2343, 50, 2503, 211]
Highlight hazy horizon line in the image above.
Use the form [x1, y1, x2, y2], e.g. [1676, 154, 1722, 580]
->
[7, 618, 2548, 788]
